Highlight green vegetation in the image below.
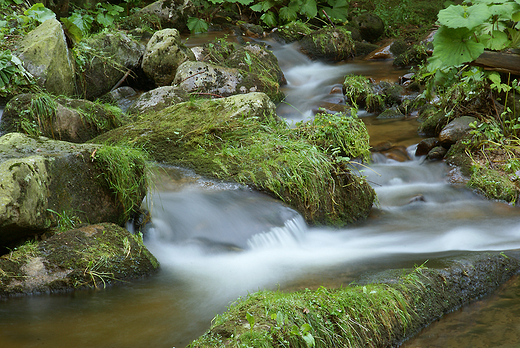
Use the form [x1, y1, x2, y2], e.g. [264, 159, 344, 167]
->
[342, 75, 383, 112]
[189, 284, 413, 348]
[429, 0, 520, 70]
[47, 209, 84, 233]
[93, 144, 151, 218]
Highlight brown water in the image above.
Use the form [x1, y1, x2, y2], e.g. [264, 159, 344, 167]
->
[1, 35, 520, 348]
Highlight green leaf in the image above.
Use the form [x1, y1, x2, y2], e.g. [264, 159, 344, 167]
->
[280, 6, 298, 22]
[96, 13, 113, 27]
[24, 3, 56, 23]
[429, 26, 485, 69]
[508, 27, 520, 48]
[480, 31, 510, 50]
[301, 0, 318, 18]
[488, 2, 520, 19]
[513, 11, 520, 21]
[303, 332, 315, 347]
[67, 12, 94, 36]
[227, 0, 254, 4]
[61, 18, 84, 43]
[187, 17, 209, 33]
[438, 4, 491, 29]
[246, 312, 255, 329]
[260, 11, 277, 26]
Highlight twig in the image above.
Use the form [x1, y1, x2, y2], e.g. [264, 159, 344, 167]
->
[322, 10, 336, 28]
[110, 69, 133, 92]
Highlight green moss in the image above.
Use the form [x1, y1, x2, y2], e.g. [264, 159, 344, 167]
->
[342, 75, 383, 112]
[277, 20, 313, 43]
[468, 165, 519, 204]
[92, 144, 151, 218]
[295, 112, 371, 162]
[92, 95, 375, 225]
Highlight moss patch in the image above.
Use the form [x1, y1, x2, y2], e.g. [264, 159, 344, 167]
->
[92, 94, 375, 225]
[0, 223, 159, 297]
[188, 252, 519, 348]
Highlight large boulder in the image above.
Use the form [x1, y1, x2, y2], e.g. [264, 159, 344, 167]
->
[0, 133, 148, 248]
[439, 116, 477, 145]
[92, 92, 375, 225]
[353, 13, 385, 43]
[0, 223, 159, 297]
[299, 27, 355, 61]
[141, 28, 196, 87]
[16, 18, 75, 97]
[77, 31, 145, 100]
[173, 61, 284, 102]
[1, 93, 126, 143]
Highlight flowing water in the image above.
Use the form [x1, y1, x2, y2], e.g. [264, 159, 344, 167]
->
[1, 39, 520, 348]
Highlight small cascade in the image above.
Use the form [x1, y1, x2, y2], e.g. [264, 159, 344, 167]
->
[246, 216, 307, 249]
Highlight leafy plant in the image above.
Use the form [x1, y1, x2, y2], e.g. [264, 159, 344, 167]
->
[0, 49, 16, 88]
[24, 3, 56, 23]
[47, 208, 83, 232]
[429, 0, 520, 70]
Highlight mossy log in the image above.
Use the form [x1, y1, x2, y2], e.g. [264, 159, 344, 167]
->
[189, 252, 520, 348]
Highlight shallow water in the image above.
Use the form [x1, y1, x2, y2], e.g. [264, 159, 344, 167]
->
[1, 39, 520, 348]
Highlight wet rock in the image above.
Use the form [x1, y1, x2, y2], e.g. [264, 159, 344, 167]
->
[352, 13, 385, 42]
[415, 137, 439, 157]
[127, 86, 189, 116]
[0, 223, 159, 297]
[426, 145, 447, 161]
[355, 42, 382, 57]
[365, 42, 393, 60]
[142, 28, 196, 87]
[439, 116, 477, 145]
[381, 146, 411, 162]
[300, 26, 354, 61]
[16, 19, 75, 97]
[408, 194, 426, 203]
[1, 93, 125, 143]
[0, 133, 147, 247]
[78, 31, 145, 100]
[106, 87, 138, 112]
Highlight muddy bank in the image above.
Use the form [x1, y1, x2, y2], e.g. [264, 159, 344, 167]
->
[188, 251, 519, 347]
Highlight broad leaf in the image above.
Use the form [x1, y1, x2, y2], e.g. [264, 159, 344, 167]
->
[24, 3, 56, 23]
[512, 11, 520, 21]
[488, 2, 520, 19]
[321, 0, 349, 22]
[260, 11, 277, 26]
[61, 18, 84, 43]
[438, 4, 491, 30]
[96, 13, 113, 27]
[301, 0, 318, 18]
[228, 0, 254, 4]
[507, 27, 520, 47]
[429, 26, 485, 69]
[480, 31, 510, 49]
[187, 17, 208, 33]
[280, 6, 298, 22]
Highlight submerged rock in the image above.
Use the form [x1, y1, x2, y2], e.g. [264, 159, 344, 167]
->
[0, 133, 147, 248]
[0, 223, 159, 297]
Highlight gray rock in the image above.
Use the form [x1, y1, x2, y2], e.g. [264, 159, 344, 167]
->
[141, 28, 196, 87]
[16, 19, 75, 97]
[439, 116, 477, 145]
[173, 61, 284, 101]
[127, 86, 189, 116]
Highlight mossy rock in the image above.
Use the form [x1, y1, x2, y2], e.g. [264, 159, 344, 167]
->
[417, 105, 447, 136]
[0, 133, 148, 248]
[188, 252, 519, 348]
[0, 223, 159, 297]
[468, 165, 519, 204]
[92, 93, 375, 225]
[1, 93, 127, 143]
[393, 44, 429, 67]
[300, 26, 355, 61]
[274, 21, 313, 43]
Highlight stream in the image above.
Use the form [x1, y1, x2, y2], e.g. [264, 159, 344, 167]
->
[1, 38, 520, 348]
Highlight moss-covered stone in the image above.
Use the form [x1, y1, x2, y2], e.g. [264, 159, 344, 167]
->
[468, 165, 519, 204]
[275, 21, 313, 43]
[300, 26, 355, 61]
[1, 93, 127, 142]
[92, 93, 375, 225]
[188, 252, 519, 348]
[0, 223, 159, 297]
[0, 133, 148, 248]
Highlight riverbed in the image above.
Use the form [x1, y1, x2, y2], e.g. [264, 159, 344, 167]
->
[1, 36, 519, 348]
